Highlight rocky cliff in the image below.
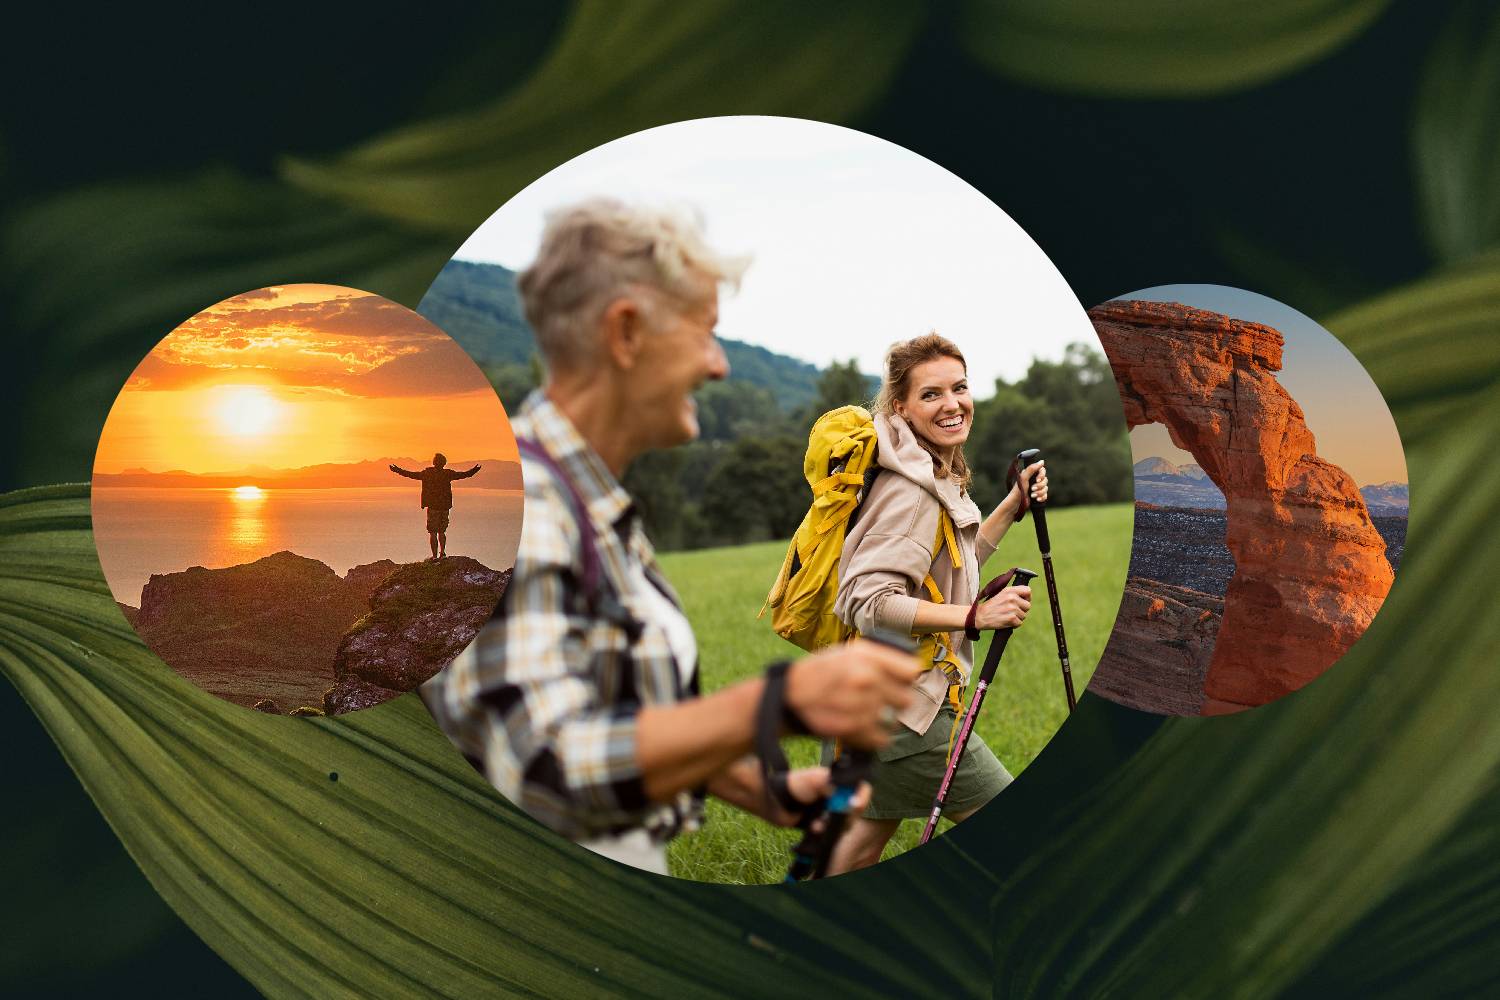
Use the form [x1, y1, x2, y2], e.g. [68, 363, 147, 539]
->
[1091, 300, 1395, 712]
[134, 551, 376, 709]
[131, 551, 505, 714]
[342, 559, 401, 606]
[323, 558, 510, 713]
[1089, 578, 1223, 716]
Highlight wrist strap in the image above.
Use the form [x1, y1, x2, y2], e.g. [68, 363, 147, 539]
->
[758, 661, 812, 816]
[764, 661, 812, 736]
[965, 568, 1021, 641]
[1006, 455, 1031, 522]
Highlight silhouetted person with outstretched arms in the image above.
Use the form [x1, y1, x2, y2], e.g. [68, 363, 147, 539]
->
[389, 453, 481, 560]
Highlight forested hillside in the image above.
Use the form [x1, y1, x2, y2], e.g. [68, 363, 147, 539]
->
[420, 258, 828, 410]
[419, 258, 1131, 551]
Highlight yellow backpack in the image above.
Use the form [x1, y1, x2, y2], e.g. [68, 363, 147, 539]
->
[761, 406, 965, 692]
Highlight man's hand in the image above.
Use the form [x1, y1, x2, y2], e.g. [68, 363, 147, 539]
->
[784, 639, 921, 749]
[975, 585, 1031, 630]
[389, 464, 400, 473]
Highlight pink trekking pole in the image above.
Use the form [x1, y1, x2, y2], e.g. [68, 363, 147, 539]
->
[919, 567, 1038, 845]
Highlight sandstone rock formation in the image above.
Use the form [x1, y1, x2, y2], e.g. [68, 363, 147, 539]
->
[1091, 300, 1395, 712]
[323, 558, 509, 713]
[1089, 578, 1223, 716]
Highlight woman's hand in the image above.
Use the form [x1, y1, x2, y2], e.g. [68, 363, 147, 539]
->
[1013, 459, 1048, 507]
[762, 767, 873, 827]
[974, 584, 1031, 630]
[982, 461, 1049, 546]
[709, 759, 873, 826]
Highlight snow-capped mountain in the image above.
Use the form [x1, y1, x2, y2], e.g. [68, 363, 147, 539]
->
[1133, 457, 1224, 508]
[1133, 457, 1209, 480]
[1360, 482, 1409, 515]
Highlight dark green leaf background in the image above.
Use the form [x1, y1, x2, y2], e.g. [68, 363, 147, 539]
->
[3, 2, 1496, 996]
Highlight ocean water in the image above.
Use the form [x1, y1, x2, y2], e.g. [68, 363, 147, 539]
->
[93, 486, 523, 606]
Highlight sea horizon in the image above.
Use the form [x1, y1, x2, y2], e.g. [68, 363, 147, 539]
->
[94, 485, 522, 606]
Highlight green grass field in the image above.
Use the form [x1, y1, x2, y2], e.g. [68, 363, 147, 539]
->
[659, 502, 1133, 883]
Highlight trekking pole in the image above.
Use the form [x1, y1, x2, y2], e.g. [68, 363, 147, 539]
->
[1010, 448, 1077, 713]
[785, 745, 874, 881]
[918, 567, 1038, 846]
[771, 631, 916, 881]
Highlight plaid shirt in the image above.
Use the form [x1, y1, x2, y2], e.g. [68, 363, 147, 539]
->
[425, 391, 704, 843]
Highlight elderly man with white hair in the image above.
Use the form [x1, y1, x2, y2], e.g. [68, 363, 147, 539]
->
[427, 198, 919, 874]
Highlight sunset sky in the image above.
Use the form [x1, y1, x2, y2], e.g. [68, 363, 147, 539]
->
[1124, 285, 1407, 487]
[95, 285, 516, 475]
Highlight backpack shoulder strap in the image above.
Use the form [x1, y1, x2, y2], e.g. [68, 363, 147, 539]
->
[844, 464, 885, 533]
[921, 505, 962, 604]
[516, 437, 601, 601]
[515, 437, 641, 641]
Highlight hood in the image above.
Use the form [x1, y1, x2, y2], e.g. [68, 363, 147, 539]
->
[874, 412, 980, 528]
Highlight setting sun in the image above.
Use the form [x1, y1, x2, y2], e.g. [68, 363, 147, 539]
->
[233, 485, 265, 500]
[218, 386, 280, 437]
[93, 285, 518, 476]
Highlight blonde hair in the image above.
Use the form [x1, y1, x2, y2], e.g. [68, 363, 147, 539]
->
[874, 332, 973, 492]
[517, 197, 749, 370]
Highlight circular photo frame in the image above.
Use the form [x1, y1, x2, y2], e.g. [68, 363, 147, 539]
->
[418, 116, 1135, 882]
[92, 284, 522, 716]
[1087, 284, 1406, 715]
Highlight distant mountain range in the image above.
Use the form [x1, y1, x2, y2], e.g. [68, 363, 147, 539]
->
[1359, 482, 1409, 516]
[1134, 457, 1209, 481]
[1133, 457, 1224, 508]
[94, 457, 523, 491]
[419, 257, 839, 410]
[1133, 457, 1407, 515]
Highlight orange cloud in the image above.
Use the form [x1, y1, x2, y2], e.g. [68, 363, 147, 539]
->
[128, 285, 487, 398]
[99, 285, 515, 476]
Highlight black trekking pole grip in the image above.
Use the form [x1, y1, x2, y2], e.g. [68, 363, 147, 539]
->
[1031, 501, 1052, 554]
[1016, 449, 1052, 549]
[977, 568, 1036, 685]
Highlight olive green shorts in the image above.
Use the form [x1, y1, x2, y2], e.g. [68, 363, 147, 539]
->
[865, 705, 1013, 820]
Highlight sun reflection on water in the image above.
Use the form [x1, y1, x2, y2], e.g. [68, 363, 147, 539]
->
[229, 485, 267, 548]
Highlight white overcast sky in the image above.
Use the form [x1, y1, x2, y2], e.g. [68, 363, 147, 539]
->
[454, 116, 1097, 395]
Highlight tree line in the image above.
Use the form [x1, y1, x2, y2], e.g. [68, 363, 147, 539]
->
[484, 344, 1132, 552]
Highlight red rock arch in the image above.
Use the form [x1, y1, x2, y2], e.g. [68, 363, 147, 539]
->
[1091, 300, 1395, 712]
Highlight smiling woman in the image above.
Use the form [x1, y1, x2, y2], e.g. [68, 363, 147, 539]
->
[417, 119, 1135, 885]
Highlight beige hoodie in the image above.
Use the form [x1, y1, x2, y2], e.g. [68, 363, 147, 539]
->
[834, 412, 998, 735]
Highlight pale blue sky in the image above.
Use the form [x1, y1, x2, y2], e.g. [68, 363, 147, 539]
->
[453, 116, 1098, 394]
